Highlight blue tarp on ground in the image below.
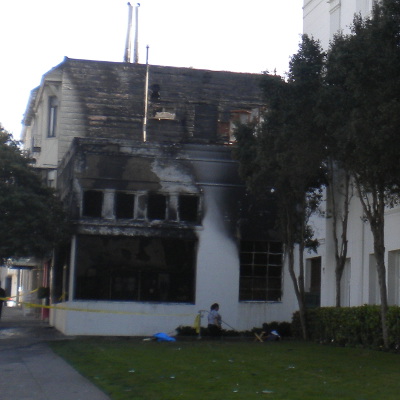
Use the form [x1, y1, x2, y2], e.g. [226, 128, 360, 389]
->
[153, 332, 176, 342]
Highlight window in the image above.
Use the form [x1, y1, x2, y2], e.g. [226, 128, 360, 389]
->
[150, 84, 161, 101]
[48, 96, 58, 137]
[115, 192, 135, 219]
[228, 108, 263, 142]
[305, 257, 321, 308]
[75, 236, 196, 303]
[239, 241, 283, 301]
[178, 195, 199, 223]
[82, 190, 103, 218]
[147, 193, 167, 220]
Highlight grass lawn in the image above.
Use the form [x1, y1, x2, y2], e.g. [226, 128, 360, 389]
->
[50, 338, 399, 400]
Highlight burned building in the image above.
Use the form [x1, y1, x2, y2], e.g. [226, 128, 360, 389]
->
[22, 58, 295, 336]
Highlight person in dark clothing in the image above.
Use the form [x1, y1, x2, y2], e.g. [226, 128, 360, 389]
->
[0, 287, 6, 320]
[207, 303, 222, 338]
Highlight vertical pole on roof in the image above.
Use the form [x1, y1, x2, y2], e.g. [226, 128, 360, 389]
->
[143, 45, 149, 142]
[124, 2, 133, 63]
[134, 3, 140, 64]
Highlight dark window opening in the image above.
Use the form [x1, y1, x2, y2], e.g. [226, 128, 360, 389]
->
[305, 257, 321, 308]
[115, 192, 135, 219]
[75, 235, 196, 303]
[147, 194, 167, 220]
[48, 96, 58, 138]
[82, 190, 103, 218]
[179, 195, 199, 223]
[239, 241, 283, 301]
[150, 84, 160, 101]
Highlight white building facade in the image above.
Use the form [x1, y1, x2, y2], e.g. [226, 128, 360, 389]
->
[302, 0, 400, 309]
[303, 0, 377, 49]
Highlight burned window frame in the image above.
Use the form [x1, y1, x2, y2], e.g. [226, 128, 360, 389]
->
[178, 194, 199, 223]
[239, 241, 283, 302]
[147, 193, 167, 220]
[74, 235, 197, 303]
[82, 190, 103, 218]
[115, 191, 135, 219]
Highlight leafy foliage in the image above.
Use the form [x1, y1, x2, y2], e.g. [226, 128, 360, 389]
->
[0, 125, 69, 259]
[292, 305, 400, 350]
[323, 0, 400, 348]
[234, 35, 327, 340]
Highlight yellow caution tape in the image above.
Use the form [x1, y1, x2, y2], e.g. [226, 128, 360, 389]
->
[4, 298, 196, 318]
[1, 287, 38, 300]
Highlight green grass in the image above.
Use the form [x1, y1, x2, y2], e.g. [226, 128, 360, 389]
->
[50, 338, 400, 400]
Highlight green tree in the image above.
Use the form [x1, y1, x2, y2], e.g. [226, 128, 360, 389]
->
[0, 125, 68, 261]
[325, 0, 400, 348]
[235, 35, 326, 339]
[318, 51, 354, 308]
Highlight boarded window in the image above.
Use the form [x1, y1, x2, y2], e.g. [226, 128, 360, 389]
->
[239, 241, 283, 301]
[115, 192, 135, 219]
[82, 190, 103, 218]
[147, 194, 167, 220]
[179, 195, 199, 223]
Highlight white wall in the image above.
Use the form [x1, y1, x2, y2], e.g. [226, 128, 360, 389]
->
[51, 185, 299, 336]
[303, 0, 375, 51]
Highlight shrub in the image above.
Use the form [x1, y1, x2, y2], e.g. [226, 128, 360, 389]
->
[292, 305, 400, 349]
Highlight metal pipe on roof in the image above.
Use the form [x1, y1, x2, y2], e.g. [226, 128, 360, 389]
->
[134, 3, 140, 64]
[124, 2, 133, 63]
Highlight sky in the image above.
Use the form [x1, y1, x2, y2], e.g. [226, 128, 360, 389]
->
[0, 0, 303, 139]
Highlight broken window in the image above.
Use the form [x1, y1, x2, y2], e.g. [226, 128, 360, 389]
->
[147, 193, 167, 220]
[228, 108, 263, 142]
[239, 241, 283, 301]
[48, 96, 58, 138]
[74, 235, 196, 303]
[178, 195, 199, 223]
[115, 192, 135, 219]
[82, 190, 103, 218]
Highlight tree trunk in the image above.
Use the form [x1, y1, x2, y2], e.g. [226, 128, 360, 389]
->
[330, 166, 351, 307]
[356, 182, 389, 349]
[287, 243, 308, 340]
[371, 218, 389, 349]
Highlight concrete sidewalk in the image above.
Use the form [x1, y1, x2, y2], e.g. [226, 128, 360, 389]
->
[0, 306, 111, 400]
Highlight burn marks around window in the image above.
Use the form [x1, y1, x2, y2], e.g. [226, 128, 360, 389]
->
[178, 194, 199, 223]
[115, 192, 135, 219]
[81, 189, 201, 225]
[147, 193, 167, 220]
[82, 190, 103, 218]
[75, 235, 196, 303]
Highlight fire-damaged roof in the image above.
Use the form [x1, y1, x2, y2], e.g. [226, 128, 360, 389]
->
[25, 57, 265, 144]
